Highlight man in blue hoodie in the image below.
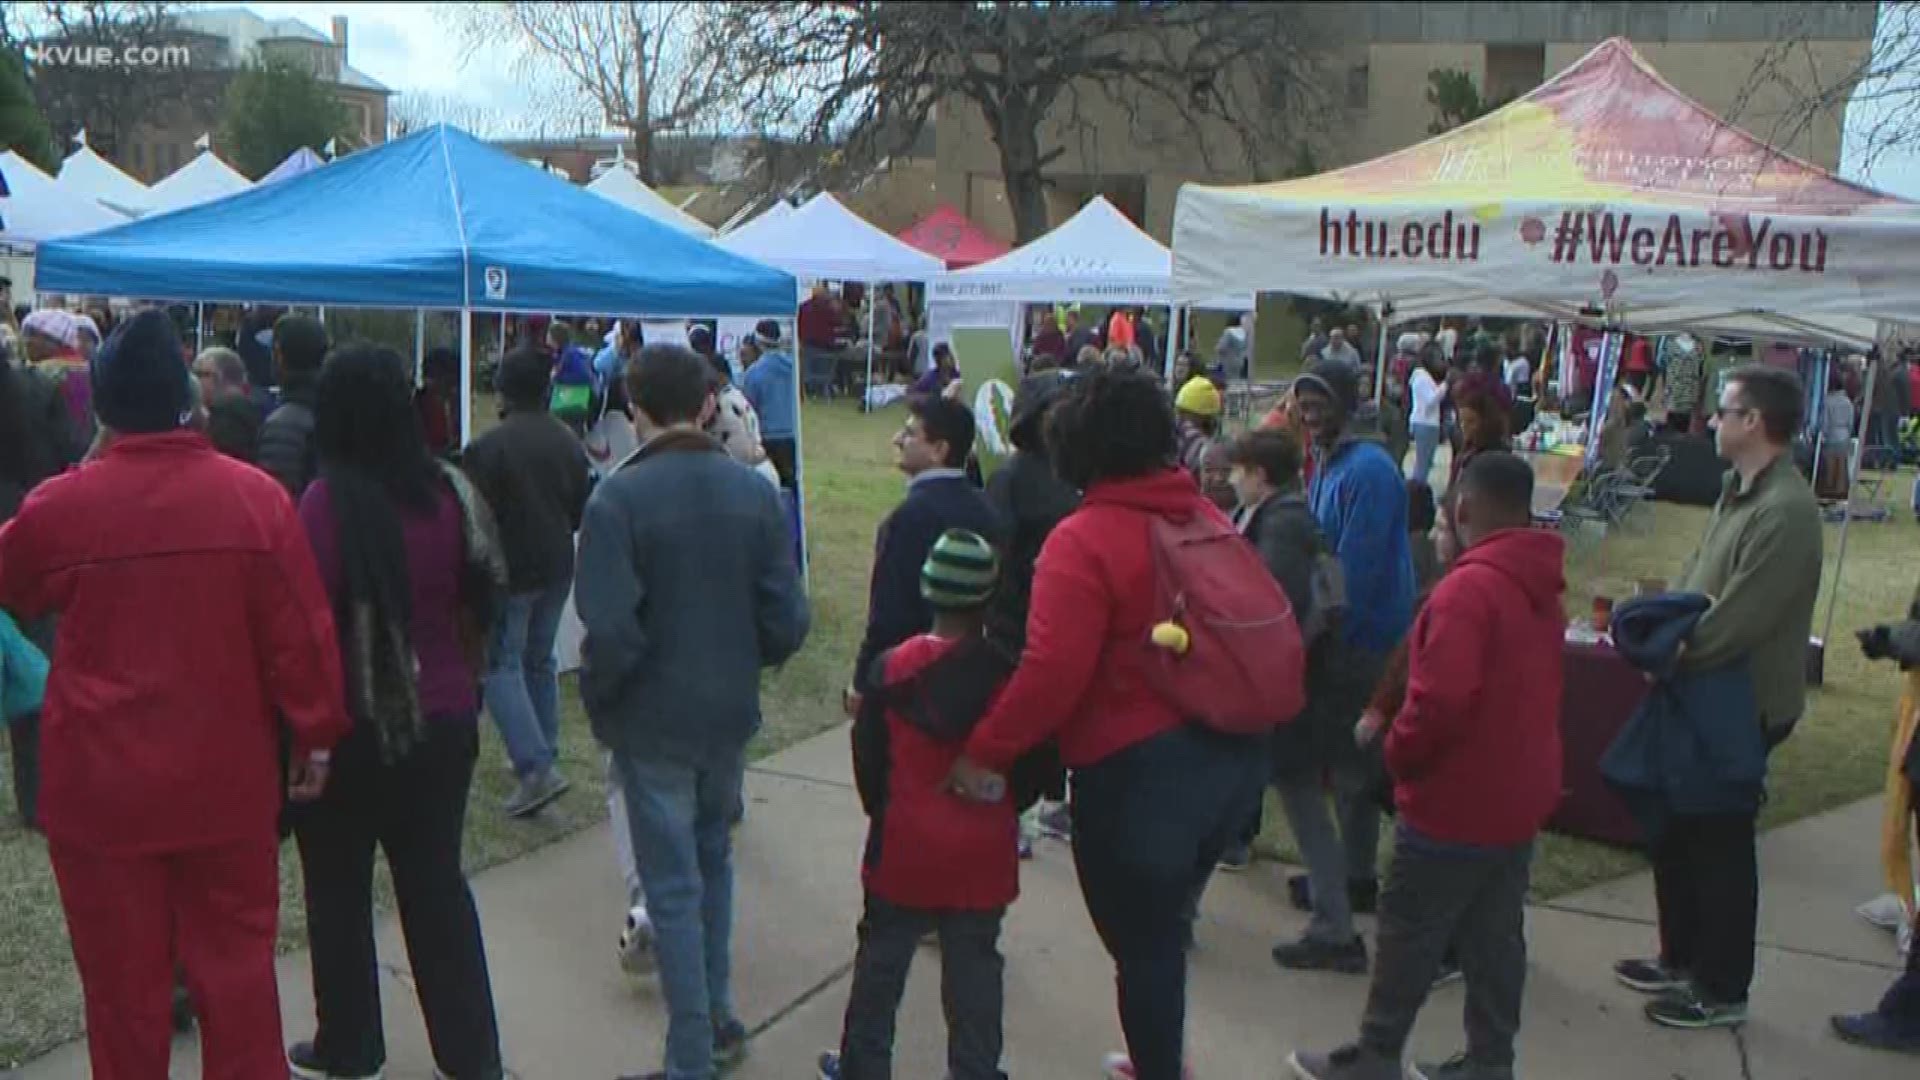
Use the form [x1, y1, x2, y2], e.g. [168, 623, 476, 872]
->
[1271, 358, 1416, 975]
[577, 344, 811, 1080]
[847, 396, 1005, 714]
[740, 320, 798, 488]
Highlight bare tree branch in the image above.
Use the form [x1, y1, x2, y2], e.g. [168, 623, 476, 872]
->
[706, 1, 1326, 242]
[1723, 4, 1913, 182]
[440, 2, 731, 184]
[389, 91, 504, 139]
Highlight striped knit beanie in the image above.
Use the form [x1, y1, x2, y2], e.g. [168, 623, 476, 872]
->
[921, 528, 1000, 611]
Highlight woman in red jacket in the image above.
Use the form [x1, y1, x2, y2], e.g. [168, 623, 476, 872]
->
[950, 368, 1268, 1080]
[0, 310, 349, 1080]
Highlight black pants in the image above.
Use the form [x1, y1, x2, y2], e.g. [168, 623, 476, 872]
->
[764, 437, 797, 489]
[9, 712, 38, 830]
[1071, 727, 1266, 1080]
[837, 894, 1007, 1080]
[1652, 811, 1758, 1005]
[295, 718, 502, 1079]
[1360, 825, 1532, 1071]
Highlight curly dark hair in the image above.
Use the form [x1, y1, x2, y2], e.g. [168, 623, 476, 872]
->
[1044, 366, 1176, 489]
[1452, 375, 1512, 452]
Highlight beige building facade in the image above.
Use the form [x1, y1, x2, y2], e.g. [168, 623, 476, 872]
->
[928, 2, 1877, 242]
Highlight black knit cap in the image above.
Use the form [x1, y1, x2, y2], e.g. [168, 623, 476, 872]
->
[91, 308, 192, 434]
[1292, 358, 1360, 419]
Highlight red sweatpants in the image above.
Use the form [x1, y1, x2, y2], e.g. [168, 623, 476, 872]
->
[49, 836, 284, 1080]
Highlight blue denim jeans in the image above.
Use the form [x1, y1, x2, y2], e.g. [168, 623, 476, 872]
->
[612, 750, 744, 1080]
[482, 579, 570, 778]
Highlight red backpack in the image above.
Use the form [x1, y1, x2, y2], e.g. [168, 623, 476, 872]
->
[1142, 509, 1306, 735]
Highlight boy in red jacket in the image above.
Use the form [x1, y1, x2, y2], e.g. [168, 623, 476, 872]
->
[1290, 452, 1566, 1080]
[822, 528, 1016, 1080]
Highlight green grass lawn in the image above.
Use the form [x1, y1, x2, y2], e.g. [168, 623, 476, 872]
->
[0, 398, 1911, 1063]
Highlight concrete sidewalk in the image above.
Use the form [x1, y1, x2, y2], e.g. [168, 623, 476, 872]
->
[16, 726, 1915, 1078]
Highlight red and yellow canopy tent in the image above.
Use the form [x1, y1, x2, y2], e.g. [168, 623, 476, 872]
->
[1172, 37, 1920, 346]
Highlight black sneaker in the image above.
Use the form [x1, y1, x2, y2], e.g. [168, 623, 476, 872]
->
[1348, 878, 1379, 915]
[287, 1041, 383, 1080]
[713, 1018, 749, 1070]
[1613, 957, 1689, 994]
[1271, 933, 1369, 974]
[1407, 1052, 1514, 1080]
[1287, 873, 1313, 912]
[1430, 959, 1464, 989]
[1832, 1010, 1920, 1053]
[1645, 986, 1747, 1030]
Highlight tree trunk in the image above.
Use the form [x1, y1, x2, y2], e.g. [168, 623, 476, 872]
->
[631, 121, 656, 186]
[993, 97, 1049, 243]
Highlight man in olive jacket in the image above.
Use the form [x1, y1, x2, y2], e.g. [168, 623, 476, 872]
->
[1613, 364, 1822, 1032]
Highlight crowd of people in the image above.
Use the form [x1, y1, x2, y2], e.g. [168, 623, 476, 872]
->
[0, 278, 1908, 1080]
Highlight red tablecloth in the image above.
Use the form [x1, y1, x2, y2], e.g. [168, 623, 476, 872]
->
[1547, 639, 1646, 848]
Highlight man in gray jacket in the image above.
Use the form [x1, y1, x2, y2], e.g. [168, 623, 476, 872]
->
[577, 344, 810, 1080]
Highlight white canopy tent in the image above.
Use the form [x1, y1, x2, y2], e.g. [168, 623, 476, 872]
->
[720, 198, 794, 239]
[720, 192, 945, 392]
[1, 151, 128, 244]
[56, 143, 149, 217]
[143, 149, 253, 215]
[586, 159, 714, 238]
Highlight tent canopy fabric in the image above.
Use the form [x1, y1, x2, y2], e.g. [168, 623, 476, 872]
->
[143, 150, 252, 215]
[896, 205, 1011, 269]
[35, 124, 796, 316]
[587, 164, 714, 238]
[56, 145, 149, 216]
[1, 151, 127, 245]
[260, 147, 326, 185]
[931, 195, 1248, 308]
[719, 192, 943, 283]
[1172, 37, 1920, 325]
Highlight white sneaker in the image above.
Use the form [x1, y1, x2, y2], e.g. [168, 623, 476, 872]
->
[1858, 893, 1907, 931]
[619, 904, 656, 975]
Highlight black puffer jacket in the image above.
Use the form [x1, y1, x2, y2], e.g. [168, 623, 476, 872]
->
[257, 386, 317, 501]
[984, 454, 1078, 650]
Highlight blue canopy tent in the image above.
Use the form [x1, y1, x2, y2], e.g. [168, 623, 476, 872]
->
[36, 124, 797, 434]
[36, 125, 811, 575]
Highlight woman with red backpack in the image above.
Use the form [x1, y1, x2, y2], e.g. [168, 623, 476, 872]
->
[949, 368, 1300, 1080]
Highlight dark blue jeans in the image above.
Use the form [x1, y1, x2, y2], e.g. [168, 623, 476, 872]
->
[1070, 726, 1266, 1080]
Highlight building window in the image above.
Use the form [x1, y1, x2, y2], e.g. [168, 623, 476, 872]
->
[1485, 43, 1545, 104]
[1346, 64, 1370, 110]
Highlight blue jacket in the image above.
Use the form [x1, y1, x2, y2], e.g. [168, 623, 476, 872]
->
[575, 429, 811, 769]
[741, 349, 797, 439]
[1601, 592, 1766, 841]
[0, 609, 47, 725]
[1308, 433, 1414, 656]
[854, 471, 1006, 693]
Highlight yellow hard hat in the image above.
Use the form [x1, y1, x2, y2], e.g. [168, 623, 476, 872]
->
[1175, 376, 1222, 418]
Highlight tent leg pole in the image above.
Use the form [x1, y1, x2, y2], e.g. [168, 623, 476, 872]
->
[1166, 306, 1182, 390]
[195, 303, 205, 354]
[1372, 303, 1389, 406]
[793, 303, 809, 590]
[1822, 353, 1875, 647]
[414, 309, 426, 384]
[318, 306, 326, 328]
[865, 283, 875, 411]
[459, 308, 474, 448]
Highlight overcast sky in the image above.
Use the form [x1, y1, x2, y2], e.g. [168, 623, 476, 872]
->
[220, 3, 1920, 197]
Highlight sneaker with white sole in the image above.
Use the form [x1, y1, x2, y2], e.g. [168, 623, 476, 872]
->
[619, 904, 657, 975]
[1859, 893, 1908, 931]
[1644, 985, 1748, 1030]
[1613, 957, 1689, 994]
[287, 1041, 383, 1080]
[503, 768, 569, 818]
[1285, 1043, 1400, 1080]
[1102, 1051, 1193, 1079]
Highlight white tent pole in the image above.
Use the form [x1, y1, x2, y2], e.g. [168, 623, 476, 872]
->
[194, 302, 205, 353]
[414, 309, 426, 384]
[459, 308, 474, 447]
[865, 282, 876, 408]
[1822, 351, 1875, 646]
[317, 306, 326, 327]
[793, 303, 810, 590]
[1165, 306, 1183, 389]
[1372, 303, 1390, 405]
[499, 312, 507, 351]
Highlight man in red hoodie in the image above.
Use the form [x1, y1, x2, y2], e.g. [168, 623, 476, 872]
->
[1289, 451, 1565, 1080]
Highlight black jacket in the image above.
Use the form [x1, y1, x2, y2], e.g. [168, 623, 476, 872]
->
[984, 450, 1079, 649]
[462, 410, 594, 593]
[257, 385, 317, 501]
[853, 473, 1005, 693]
